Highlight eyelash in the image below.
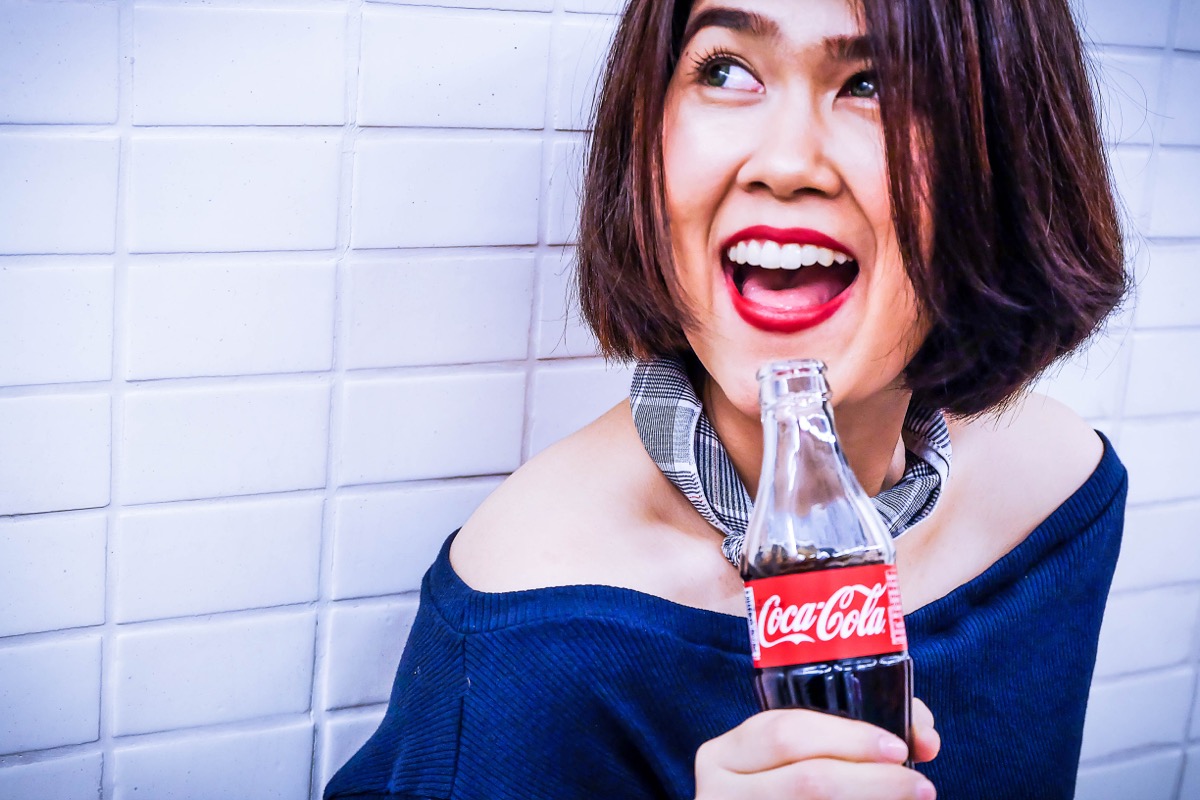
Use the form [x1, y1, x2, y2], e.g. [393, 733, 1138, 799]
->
[689, 47, 754, 83]
[688, 48, 879, 98]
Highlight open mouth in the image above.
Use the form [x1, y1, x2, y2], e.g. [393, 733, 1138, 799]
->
[722, 229, 859, 333]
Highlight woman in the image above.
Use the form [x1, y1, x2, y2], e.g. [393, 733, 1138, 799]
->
[326, 0, 1127, 797]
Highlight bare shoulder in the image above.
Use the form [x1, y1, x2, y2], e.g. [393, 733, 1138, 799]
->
[450, 400, 731, 600]
[948, 391, 1103, 536]
[900, 393, 1104, 609]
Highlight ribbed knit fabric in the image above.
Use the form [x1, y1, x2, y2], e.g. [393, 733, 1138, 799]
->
[325, 436, 1126, 800]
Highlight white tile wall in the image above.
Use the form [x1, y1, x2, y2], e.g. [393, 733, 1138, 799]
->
[1093, 51, 1162, 146]
[1181, 0, 1200, 50]
[528, 360, 633, 454]
[1121, 417, 1200, 504]
[320, 710, 385, 793]
[0, 394, 110, 516]
[0, 135, 119, 254]
[1136, 245, 1200, 328]
[339, 372, 525, 484]
[1080, 668, 1194, 760]
[111, 722, 313, 800]
[358, 7, 550, 129]
[351, 135, 542, 249]
[1, 0, 1198, 798]
[125, 261, 336, 379]
[536, 248, 600, 359]
[1124, 331, 1200, 417]
[565, 0, 626, 11]
[0, 751, 103, 800]
[1076, 749, 1183, 800]
[122, 383, 329, 504]
[331, 479, 501, 599]
[546, 137, 586, 245]
[133, 8, 347, 127]
[0, 263, 113, 386]
[1074, 0, 1173, 47]
[551, 16, 615, 130]
[1093, 587, 1200, 677]
[0, 513, 106, 638]
[115, 497, 323, 622]
[0, 637, 101, 754]
[323, 599, 418, 709]
[128, 134, 341, 253]
[1036, 331, 1128, 421]
[1163, 55, 1200, 146]
[0, 3, 118, 124]
[1113, 501, 1200, 591]
[369, 0, 553, 10]
[343, 255, 534, 368]
[113, 613, 315, 736]
[1181, 746, 1200, 799]
[1108, 146, 1152, 227]
[1150, 150, 1200, 237]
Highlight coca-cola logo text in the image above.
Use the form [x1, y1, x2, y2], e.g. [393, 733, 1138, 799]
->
[757, 583, 888, 649]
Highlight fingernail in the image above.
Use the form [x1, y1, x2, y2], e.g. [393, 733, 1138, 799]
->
[916, 778, 937, 800]
[879, 734, 908, 761]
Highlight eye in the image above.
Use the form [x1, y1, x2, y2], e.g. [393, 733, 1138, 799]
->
[841, 70, 879, 100]
[692, 51, 763, 92]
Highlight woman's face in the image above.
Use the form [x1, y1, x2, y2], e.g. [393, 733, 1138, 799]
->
[662, 0, 927, 416]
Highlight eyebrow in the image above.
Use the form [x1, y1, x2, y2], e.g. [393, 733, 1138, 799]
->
[680, 7, 778, 47]
[680, 6, 874, 63]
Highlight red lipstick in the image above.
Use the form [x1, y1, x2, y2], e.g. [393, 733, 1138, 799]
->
[721, 226, 857, 257]
[722, 226, 858, 334]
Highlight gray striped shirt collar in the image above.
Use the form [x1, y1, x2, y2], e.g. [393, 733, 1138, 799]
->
[630, 356, 952, 567]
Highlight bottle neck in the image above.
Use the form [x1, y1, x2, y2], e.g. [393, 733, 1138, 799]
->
[757, 395, 847, 509]
[743, 388, 895, 570]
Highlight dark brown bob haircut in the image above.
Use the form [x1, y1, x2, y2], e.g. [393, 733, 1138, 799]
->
[576, 0, 1128, 416]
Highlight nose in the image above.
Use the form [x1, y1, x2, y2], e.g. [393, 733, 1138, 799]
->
[736, 93, 842, 200]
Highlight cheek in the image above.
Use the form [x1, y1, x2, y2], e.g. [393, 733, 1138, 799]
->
[661, 97, 734, 311]
[663, 112, 721, 229]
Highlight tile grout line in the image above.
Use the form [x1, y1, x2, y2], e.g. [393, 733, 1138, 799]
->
[519, 0, 569, 464]
[99, 0, 137, 795]
[308, 1, 365, 796]
[1139, 3, 1200, 798]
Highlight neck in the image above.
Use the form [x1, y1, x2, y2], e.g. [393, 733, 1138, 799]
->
[704, 378, 911, 498]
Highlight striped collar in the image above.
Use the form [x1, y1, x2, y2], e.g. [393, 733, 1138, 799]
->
[630, 356, 952, 566]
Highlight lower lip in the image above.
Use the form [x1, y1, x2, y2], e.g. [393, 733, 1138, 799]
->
[724, 265, 854, 334]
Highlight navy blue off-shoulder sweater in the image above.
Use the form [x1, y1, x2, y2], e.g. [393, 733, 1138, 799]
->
[326, 437, 1126, 800]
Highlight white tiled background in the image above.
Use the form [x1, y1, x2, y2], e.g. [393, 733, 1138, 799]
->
[0, 0, 1195, 798]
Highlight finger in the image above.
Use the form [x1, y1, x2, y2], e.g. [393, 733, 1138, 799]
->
[910, 699, 940, 764]
[706, 709, 912, 774]
[912, 722, 941, 764]
[912, 698, 934, 730]
[711, 758, 936, 800]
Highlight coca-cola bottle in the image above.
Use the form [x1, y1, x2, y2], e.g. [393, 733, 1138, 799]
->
[740, 359, 913, 750]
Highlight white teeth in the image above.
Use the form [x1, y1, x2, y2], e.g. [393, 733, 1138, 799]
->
[781, 243, 802, 270]
[759, 241, 781, 269]
[745, 240, 763, 266]
[726, 238, 853, 268]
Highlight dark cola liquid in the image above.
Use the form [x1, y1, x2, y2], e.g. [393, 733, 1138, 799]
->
[754, 654, 912, 743]
[744, 550, 913, 749]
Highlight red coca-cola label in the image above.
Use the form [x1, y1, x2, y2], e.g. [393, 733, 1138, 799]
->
[743, 564, 907, 668]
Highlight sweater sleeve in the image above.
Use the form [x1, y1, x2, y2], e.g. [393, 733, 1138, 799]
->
[452, 616, 756, 800]
[325, 604, 758, 800]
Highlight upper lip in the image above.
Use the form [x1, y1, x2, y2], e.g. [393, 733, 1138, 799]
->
[720, 225, 857, 261]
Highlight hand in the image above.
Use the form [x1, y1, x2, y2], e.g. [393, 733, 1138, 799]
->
[694, 698, 940, 799]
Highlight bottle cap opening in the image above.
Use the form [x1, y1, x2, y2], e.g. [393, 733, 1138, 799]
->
[757, 359, 830, 406]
